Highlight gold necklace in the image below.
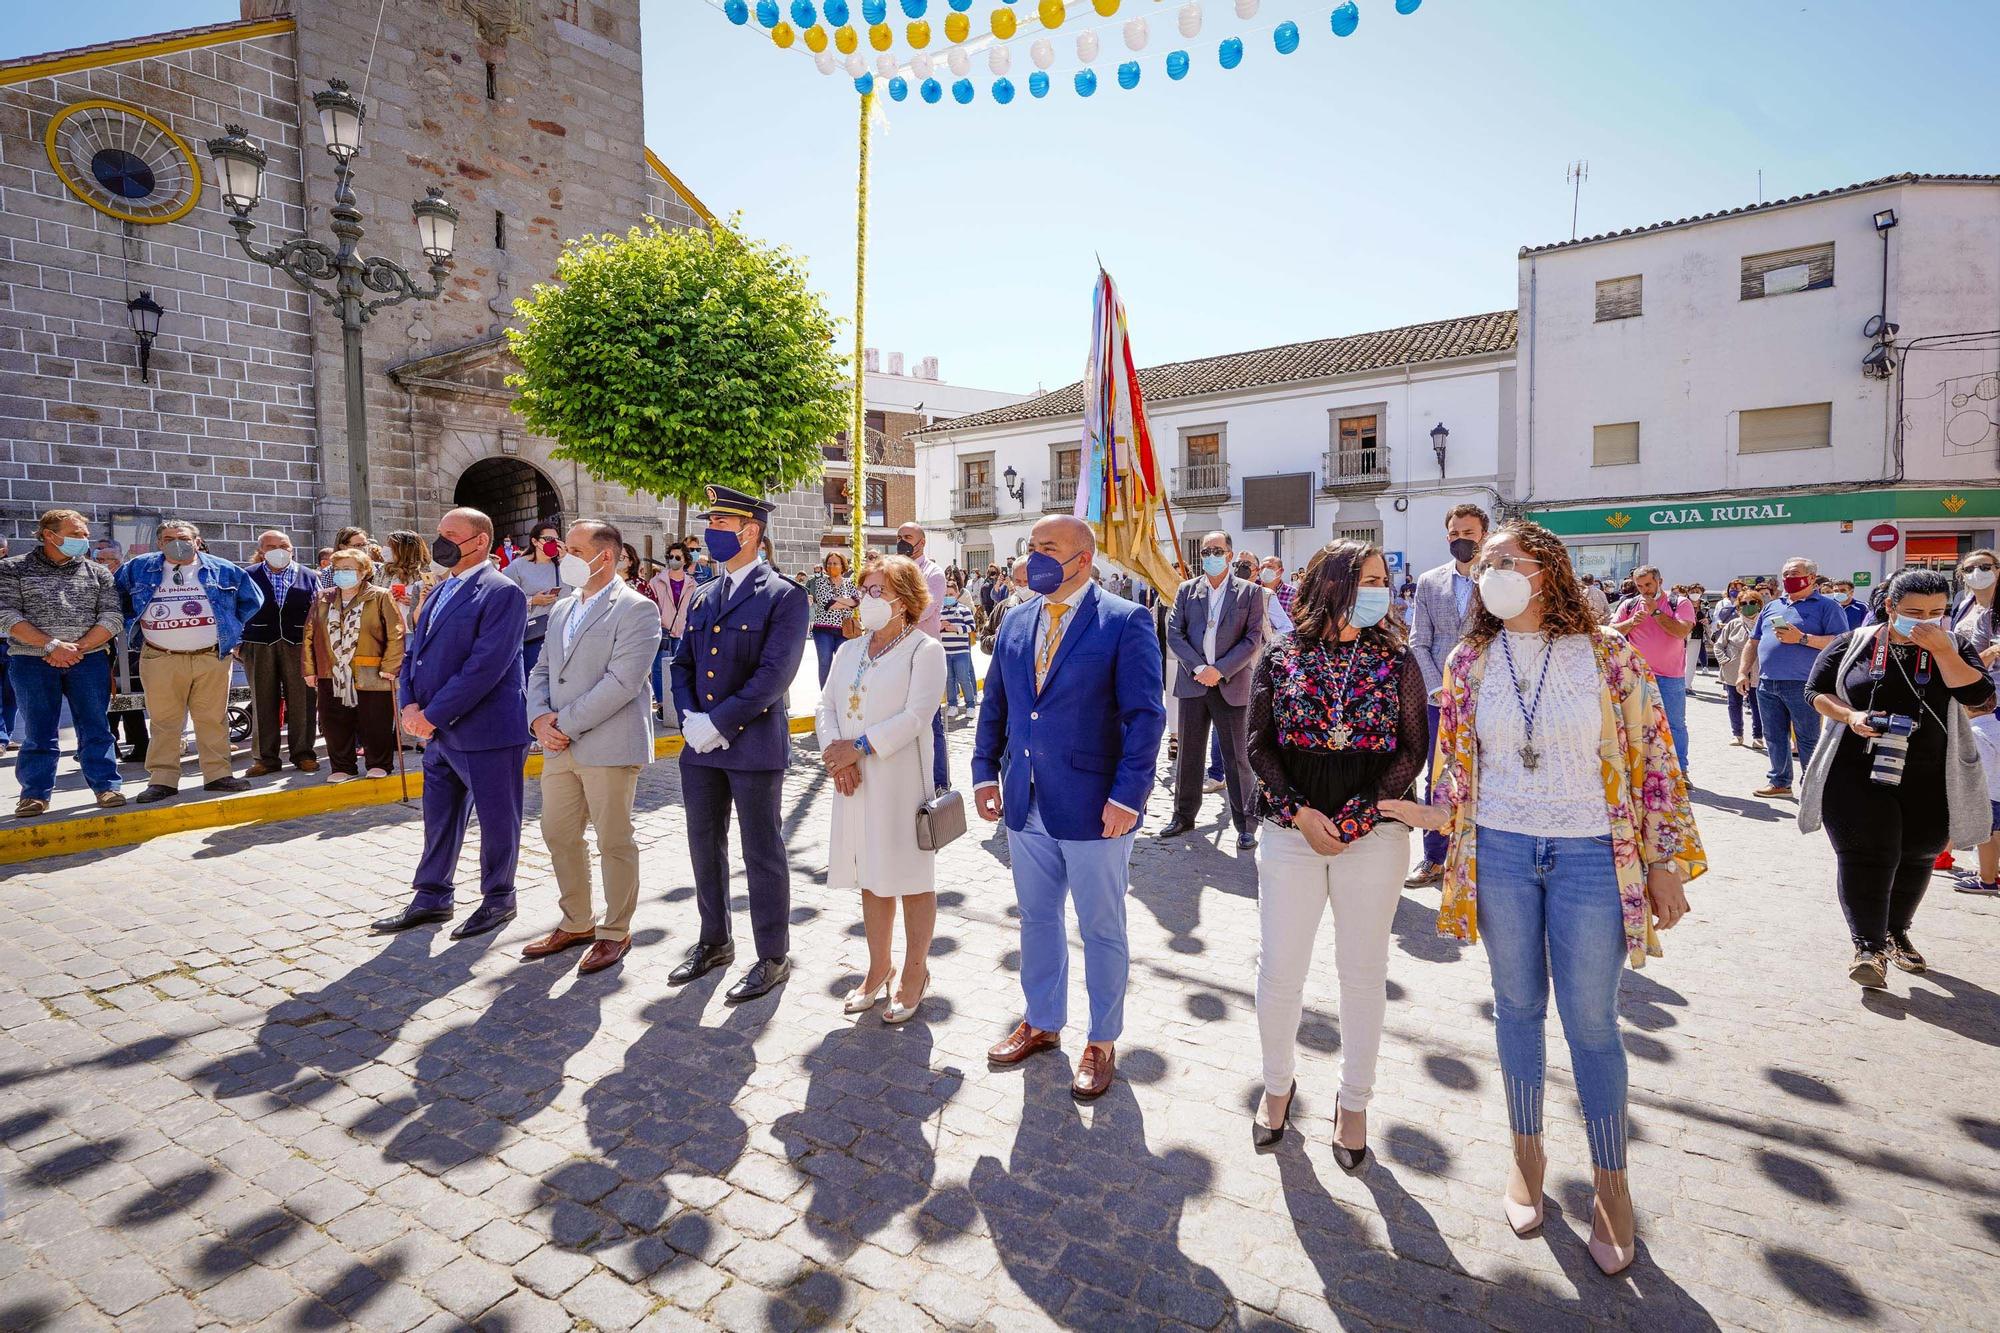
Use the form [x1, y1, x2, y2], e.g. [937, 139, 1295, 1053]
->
[848, 622, 914, 719]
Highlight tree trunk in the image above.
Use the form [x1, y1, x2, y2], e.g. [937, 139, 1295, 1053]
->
[676, 493, 688, 541]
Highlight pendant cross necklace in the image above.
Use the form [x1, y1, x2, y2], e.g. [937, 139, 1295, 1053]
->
[1500, 630, 1555, 772]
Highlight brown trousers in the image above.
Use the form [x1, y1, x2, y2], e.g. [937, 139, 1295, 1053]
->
[244, 640, 316, 767]
[139, 647, 234, 789]
[316, 681, 395, 775]
[540, 749, 642, 941]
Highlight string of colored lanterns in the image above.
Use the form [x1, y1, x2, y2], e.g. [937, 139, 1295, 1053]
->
[719, 0, 1422, 100]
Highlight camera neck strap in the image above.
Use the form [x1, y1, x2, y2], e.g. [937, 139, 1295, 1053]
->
[1870, 628, 1931, 687]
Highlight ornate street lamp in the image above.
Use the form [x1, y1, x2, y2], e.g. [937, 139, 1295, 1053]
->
[1429, 421, 1450, 479]
[206, 77, 458, 533]
[1002, 464, 1025, 507]
[126, 290, 163, 382]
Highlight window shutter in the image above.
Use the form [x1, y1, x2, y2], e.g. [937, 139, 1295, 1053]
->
[1336, 523, 1382, 547]
[1592, 422, 1640, 466]
[1739, 403, 1832, 454]
[1594, 275, 1643, 322]
[1741, 243, 1834, 300]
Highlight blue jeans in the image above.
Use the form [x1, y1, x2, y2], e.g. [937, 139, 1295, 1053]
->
[10, 651, 121, 802]
[1422, 702, 1448, 866]
[932, 708, 949, 790]
[1008, 796, 1136, 1042]
[811, 626, 845, 686]
[1475, 827, 1629, 1170]
[0, 650, 15, 743]
[1654, 672, 1689, 776]
[652, 637, 681, 711]
[1724, 683, 1763, 741]
[1755, 679, 1819, 788]
[944, 651, 978, 708]
[521, 636, 544, 683]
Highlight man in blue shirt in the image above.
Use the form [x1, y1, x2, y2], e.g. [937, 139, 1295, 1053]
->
[1828, 579, 1868, 631]
[1742, 556, 1849, 798]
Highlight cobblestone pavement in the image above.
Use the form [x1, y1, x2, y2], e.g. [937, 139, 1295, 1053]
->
[1, 680, 1996, 1331]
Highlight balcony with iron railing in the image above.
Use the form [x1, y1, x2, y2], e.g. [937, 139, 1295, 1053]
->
[1321, 444, 1391, 491]
[1042, 475, 1078, 512]
[1171, 460, 1231, 502]
[952, 483, 997, 519]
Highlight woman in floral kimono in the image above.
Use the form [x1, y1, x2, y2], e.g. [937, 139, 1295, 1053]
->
[1383, 520, 1704, 1277]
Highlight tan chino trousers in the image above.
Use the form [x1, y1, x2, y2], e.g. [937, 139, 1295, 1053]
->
[539, 748, 642, 941]
[138, 646, 235, 789]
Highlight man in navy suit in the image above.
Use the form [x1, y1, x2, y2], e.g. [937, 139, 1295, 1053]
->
[668, 485, 810, 1003]
[373, 507, 531, 940]
[973, 515, 1166, 1100]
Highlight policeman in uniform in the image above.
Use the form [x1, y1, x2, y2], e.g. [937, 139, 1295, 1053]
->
[668, 486, 810, 1002]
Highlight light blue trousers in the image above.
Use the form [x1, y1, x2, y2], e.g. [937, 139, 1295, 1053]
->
[1007, 796, 1136, 1043]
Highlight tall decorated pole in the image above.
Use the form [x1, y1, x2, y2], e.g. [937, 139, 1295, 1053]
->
[849, 89, 873, 571]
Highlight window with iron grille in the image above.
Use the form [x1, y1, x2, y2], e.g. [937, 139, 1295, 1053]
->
[1740, 243, 1834, 300]
[1594, 275, 1642, 322]
[1336, 523, 1382, 547]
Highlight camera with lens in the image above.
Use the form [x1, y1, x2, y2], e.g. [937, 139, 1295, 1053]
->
[1865, 712, 1918, 786]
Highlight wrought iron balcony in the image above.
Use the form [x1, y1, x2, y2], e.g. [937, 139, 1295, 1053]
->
[953, 483, 997, 518]
[1171, 460, 1231, 502]
[1321, 444, 1391, 491]
[1042, 476, 1078, 512]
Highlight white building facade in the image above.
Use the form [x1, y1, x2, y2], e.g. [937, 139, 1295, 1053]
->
[912, 313, 1518, 586]
[1515, 173, 2000, 590]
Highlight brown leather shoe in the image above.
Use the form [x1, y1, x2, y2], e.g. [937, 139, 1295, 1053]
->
[577, 938, 630, 974]
[987, 1021, 1060, 1067]
[246, 761, 278, 777]
[1072, 1044, 1116, 1100]
[294, 756, 320, 773]
[521, 927, 595, 960]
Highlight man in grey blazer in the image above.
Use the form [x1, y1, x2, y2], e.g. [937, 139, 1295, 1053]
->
[1159, 530, 1266, 850]
[521, 520, 662, 974]
[1405, 503, 1489, 887]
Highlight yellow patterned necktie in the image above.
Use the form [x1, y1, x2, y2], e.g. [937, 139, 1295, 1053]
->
[1035, 602, 1071, 690]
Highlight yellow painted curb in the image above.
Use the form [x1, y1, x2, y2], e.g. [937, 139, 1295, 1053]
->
[0, 716, 819, 869]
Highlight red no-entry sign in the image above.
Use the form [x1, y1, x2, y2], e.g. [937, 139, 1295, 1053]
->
[1865, 523, 1900, 553]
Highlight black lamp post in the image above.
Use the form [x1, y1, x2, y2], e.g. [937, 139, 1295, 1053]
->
[126, 290, 163, 382]
[1002, 464, 1025, 507]
[205, 77, 459, 534]
[1429, 422, 1449, 479]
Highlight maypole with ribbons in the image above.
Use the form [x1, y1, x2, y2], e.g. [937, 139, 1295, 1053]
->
[848, 87, 873, 571]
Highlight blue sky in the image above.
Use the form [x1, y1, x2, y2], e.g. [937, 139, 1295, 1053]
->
[14, 2, 1999, 394]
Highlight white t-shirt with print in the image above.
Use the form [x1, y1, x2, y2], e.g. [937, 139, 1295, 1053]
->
[142, 561, 219, 652]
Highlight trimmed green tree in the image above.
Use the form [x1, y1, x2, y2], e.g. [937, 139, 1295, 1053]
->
[506, 219, 847, 534]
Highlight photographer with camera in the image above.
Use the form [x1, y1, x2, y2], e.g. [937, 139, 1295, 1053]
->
[1800, 569, 1994, 990]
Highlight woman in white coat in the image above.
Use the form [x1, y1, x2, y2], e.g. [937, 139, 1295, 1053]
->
[817, 554, 947, 1023]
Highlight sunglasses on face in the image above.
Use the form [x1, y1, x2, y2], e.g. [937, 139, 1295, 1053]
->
[1965, 562, 1997, 574]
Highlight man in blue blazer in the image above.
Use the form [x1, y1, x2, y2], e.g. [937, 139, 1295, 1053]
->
[373, 507, 531, 940]
[668, 486, 810, 1003]
[973, 514, 1165, 1101]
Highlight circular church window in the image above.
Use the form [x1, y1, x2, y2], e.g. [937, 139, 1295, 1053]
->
[45, 100, 201, 225]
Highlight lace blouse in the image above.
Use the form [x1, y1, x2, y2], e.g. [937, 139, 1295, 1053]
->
[1473, 631, 1609, 837]
[1246, 634, 1430, 843]
[806, 572, 858, 630]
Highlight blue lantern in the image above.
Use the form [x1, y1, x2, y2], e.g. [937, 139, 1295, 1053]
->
[855, 71, 875, 93]
[724, 0, 750, 22]
[1117, 60, 1140, 89]
[1273, 20, 1299, 53]
[1075, 67, 1097, 96]
[1029, 70, 1050, 97]
[1396, 0, 1420, 12]
[862, 0, 887, 23]
[888, 75, 909, 100]
[952, 77, 974, 102]
[1218, 35, 1242, 68]
[1330, 2, 1358, 36]
[920, 76, 943, 102]
[948, 0, 974, 9]
[755, 0, 780, 26]
[1166, 49, 1190, 79]
[993, 76, 1016, 103]
[900, 0, 925, 16]
[790, 0, 816, 26]
[824, 0, 849, 21]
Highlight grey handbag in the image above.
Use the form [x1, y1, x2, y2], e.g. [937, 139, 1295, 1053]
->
[909, 722, 966, 851]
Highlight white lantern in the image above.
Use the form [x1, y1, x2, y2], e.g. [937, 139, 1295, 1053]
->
[412, 188, 458, 264]
[1177, 1, 1201, 38]
[854, 53, 874, 75]
[912, 51, 934, 79]
[876, 52, 897, 76]
[1030, 36, 1055, 68]
[816, 51, 838, 72]
[947, 48, 970, 76]
[1233, 0, 1258, 18]
[1123, 16, 1147, 49]
[987, 44, 1012, 74]
[1076, 30, 1099, 61]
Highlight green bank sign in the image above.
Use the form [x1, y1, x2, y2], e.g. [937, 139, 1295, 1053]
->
[1528, 488, 1999, 537]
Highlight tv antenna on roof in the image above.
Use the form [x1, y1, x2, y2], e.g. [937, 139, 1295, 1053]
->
[1567, 160, 1589, 241]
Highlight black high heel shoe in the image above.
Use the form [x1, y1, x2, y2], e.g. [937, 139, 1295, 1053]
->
[1332, 1107, 1370, 1174]
[1252, 1083, 1296, 1151]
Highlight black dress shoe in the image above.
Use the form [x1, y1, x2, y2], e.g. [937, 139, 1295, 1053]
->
[204, 776, 251, 793]
[1156, 818, 1196, 838]
[371, 905, 453, 933]
[724, 957, 791, 1004]
[1237, 830, 1258, 851]
[135, 784, 178, 804]
[668, 940, 736, 985]
[449, 903, 517, 940]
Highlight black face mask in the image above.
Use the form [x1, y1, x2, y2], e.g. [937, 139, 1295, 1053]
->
[432, 533, 465, 566]
[1449, 537, 1478, 563]
[895, 539, 916, 557]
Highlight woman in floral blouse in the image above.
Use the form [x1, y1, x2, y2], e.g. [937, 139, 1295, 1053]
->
[1245, 541, 1430, 1170]
[1386, 520, 1704, 1277]
[806, 551, 861, 686]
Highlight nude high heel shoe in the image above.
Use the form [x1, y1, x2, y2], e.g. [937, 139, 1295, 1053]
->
[842, 973, 890, 1014]
[1588, 1198, 1636, 1275]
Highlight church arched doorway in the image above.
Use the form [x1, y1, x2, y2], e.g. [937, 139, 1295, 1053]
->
[453, 457, 562, 543]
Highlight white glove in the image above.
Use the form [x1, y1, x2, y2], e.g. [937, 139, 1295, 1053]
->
[682, 712, 722, 753]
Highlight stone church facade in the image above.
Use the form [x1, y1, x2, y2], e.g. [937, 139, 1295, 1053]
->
[0, 0, 731, 564]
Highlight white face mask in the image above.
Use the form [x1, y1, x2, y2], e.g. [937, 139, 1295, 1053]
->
[1259, 568, 1278, 584]
[263, 548, 292, 570]
[1966, 568, 1998, 592]
[858, 594, 894, 631]
[1479, 568, 1535, 621]
[557, 552, 596, 588]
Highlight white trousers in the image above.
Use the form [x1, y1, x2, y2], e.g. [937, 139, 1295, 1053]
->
[1254, 819, 1410, 1111]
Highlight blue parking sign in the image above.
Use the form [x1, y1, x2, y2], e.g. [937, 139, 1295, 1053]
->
[1385, 550, 1406, 574]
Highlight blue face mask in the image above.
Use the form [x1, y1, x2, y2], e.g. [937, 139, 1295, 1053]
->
[1026, 549, 1076, 595]
[1892, 614, 1940, 638]
[58, 536, 90, 559]
[1348, 586, 1393, 629]
[703, 526, 743, 564]
[331, 569, 361, 590]
[1201, 554, 1228, 577]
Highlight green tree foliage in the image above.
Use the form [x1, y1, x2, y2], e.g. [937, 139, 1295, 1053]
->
[506, 220, 846, 517]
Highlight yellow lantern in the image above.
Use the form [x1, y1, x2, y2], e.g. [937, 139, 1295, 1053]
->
[868, 21, 893, 48]
[803, 23, 829, 50]
[1092, 0, 1118, 14]
[944, 10, 969, 41]
[772, 20, 796, 45]
[834, 23, 859, 51]
[906, 18, 931, 46]
[1038, 0, 1065, 29]
[990, 6, 1017, 37]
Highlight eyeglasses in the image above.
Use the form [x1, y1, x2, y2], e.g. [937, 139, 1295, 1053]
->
[859, 585, 890, 599]
[1469, 556, 1544, 576]
[1964, 561, 1997, 574]
[1200, 547, 1229, 557]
